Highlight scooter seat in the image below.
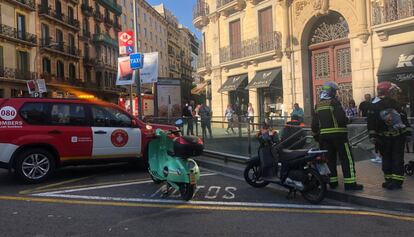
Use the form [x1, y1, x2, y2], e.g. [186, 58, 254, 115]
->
[279, 149, 309, 161]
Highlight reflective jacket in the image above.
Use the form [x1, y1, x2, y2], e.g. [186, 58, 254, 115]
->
[367, 97, 412, 138]
[311, 98, 349, 137]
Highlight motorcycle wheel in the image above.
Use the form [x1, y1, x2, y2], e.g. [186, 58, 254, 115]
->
[179, 183, 195, 201]
[300, 168, 326, 204]
[244, 162, 270, 188]
[404, 164, 413, 176]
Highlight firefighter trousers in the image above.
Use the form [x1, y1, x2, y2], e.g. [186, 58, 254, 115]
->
[319, 135, 357, 185]
[377, 135, 406, 185]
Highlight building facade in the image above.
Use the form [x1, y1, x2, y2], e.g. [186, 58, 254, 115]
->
[194, 0, 414, 121]
[179, 25, 198, 102]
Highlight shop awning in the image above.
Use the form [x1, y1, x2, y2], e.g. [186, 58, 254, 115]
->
[191, 82, 208, 95]
[218, 74, 248, 93]
[245, 68, 282, 89]
[378, 43, 414, 82]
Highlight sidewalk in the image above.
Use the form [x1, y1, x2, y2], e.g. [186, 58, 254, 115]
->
[328, 153, 414, 211]
[197, 151, 414, 211]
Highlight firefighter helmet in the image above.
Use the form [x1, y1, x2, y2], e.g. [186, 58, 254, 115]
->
[377, 81, 401, 97]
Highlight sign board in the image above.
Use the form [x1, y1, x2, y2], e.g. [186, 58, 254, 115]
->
[37, 79, 47, 93]
[140, 52, 159, 84]
[116, 56, 136, 86]
[118, 31, 134, 56]
[130, 53, 144, 70]
[26, 80, 36, 94]
[156, 78, 181, 117]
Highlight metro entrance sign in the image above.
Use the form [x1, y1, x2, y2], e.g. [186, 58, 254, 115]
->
[118, 31, 134, 56]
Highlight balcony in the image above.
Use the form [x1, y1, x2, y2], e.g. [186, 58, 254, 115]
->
[81, 3, 94, 17]
[80, 30, 91, 41]
[95, 60, 117, 71]
[193, 1, 210, 29]
[197, 52, 212, 74]
[0, 67, 34, 81]
[372, 0, 414, 41]
[94, 10, 103, 22]
[97, 0, 122, 16]
[83, 57, 96, 67]
[38, 4, 80, 31]
[216, 0, 246, 16]
[219, 31, 282, 64]
[4, 0, 36, 11]
[114, 21, 122, 32]
[0, 24, 37, 46]
[93, 33, 118, 47]
[40, 38, 80, 59]
[68, 0, 79, 4]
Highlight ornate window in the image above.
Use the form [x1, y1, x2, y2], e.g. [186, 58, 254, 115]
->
[309, 13, 349, 45]
[314, 52, 330, 80]
[336, 47, 352, 78]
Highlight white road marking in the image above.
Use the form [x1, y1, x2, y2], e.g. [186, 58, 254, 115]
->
[32, 192, 356, 210]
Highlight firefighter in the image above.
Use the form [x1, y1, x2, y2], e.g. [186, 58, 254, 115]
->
[367, 81, 412, 190]
[312, 82, 364, 191]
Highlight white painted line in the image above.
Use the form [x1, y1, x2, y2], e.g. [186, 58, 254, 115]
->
[33, 192, 356, 211]
[34, 173, 217, 195]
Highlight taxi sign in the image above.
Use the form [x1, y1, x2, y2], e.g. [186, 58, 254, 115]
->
[130, 53, 144, 70]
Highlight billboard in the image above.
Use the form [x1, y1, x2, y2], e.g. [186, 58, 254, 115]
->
[156, 78, 181, 117]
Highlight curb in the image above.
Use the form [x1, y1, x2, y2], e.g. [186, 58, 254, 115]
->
[196, 153, 414, 212]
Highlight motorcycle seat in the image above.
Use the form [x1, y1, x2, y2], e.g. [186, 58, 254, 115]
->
[279, 149, 309, 161]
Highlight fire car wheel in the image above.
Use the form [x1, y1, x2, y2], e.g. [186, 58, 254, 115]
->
[15, 149, 55, 183]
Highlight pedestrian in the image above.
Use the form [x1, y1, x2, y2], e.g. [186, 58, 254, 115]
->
[181, 102, 192, 135]
[359, 94, 372, 117]
[225, 104, 235, 134]
[187, 100, 195, 135]
[247, 103, 255, 131]
[291, 103, 305, 123]
[312, 81, 363, 191]
[345, 99, 358, 119]
[367, 81, 412, 190]
[199, 103, 213, 139]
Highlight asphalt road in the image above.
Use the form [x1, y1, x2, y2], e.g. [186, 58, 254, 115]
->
[0, 161, 413, 237]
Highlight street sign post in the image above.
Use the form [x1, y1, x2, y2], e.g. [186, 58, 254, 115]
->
[118, 31, 134, 56]
[130, 53, 144, 70]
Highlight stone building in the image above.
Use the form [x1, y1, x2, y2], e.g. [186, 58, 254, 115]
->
[179, 25, 198, 102]
[194, 0, 414, 121]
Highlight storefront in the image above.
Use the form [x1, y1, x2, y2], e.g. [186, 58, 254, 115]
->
[377, 42, 414, 117]
[218, 74, 249, 115]
[245, 68, 283, 119]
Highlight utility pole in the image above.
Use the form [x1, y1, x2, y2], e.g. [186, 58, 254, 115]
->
[132, 0, 143, 118]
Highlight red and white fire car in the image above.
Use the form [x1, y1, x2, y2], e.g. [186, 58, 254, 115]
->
[0, 98, 174, 183]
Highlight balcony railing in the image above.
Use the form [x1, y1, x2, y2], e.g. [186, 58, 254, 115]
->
[104, 17, 114, 28]
[83, 57, 96, 67]
[97, 0, 122, 16]
[193, 1, 210, 29]
[197, 52, 212, 69]
[0, 67, 34, 81]
[94, 10, 103, 22]
[372, 0, 414, 25]
[5, 0, 36, 11]
[81, 3, 93, 16]
[216, 0, 237, 8]
[38, 4, 80, 31]
[40, 38, 80, 58]
[93, 33, 118, 47]
[219, 31, 282, 63]
[0, 24, 37, 46]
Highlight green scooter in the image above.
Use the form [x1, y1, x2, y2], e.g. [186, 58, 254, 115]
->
[148, 128, 203, 201]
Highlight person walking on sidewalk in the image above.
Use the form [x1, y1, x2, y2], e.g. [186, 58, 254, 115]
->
[247, 103, 255, 131]
[200, 103, 213, 139]
[312, 81, 363, 191]
[367, 81, 412, 190]
[225, 104, 235, 134]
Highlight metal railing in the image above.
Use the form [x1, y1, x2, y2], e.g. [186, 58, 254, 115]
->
[38, 4, 80, 29]
[96, 0, 122, 15]
[193, 1, 210, 20]
[197, 52, 212, 69]
[6, 0, 36, 10]
[0, 67, 34, 80]
[40, 38, 80, 57]
[81, 3, 93, 16]
[0, 24, 37, 45]
[372, 0, 414, 25]
[220, 31, 282, 63]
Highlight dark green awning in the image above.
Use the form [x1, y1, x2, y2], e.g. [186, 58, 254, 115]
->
[245, 68, 282, 89]
[218, 74, 248, 93]
[378, 43, 414, 82]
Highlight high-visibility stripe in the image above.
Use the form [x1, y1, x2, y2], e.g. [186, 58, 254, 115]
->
[330, 177, 338, 182]
[391, 174, 404, 181]
[343, 178, 356, 184]
[344, 143, 355, 181]
[315, 106, 333, 112]
[320, 128, 347, 134]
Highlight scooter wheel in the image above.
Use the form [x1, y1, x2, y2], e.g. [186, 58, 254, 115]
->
[404, 164, 414, 176]
[300, 168, 326, 204]
[179, 183, 195, 201]
[243, 162, 270, 188]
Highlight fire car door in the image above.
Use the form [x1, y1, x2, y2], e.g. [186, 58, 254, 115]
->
[90, 105, 141, 159]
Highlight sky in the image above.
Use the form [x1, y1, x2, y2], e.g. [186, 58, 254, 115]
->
[146, 0, 201, 39]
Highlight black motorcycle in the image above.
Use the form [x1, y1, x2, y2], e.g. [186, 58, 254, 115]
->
[244, 132, 330, 204]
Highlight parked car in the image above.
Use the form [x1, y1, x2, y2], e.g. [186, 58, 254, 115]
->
[0, 98, 175, 183]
